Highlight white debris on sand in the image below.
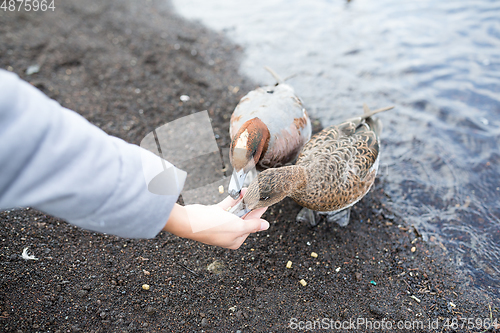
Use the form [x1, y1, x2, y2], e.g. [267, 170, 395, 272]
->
[21, 247, 38, 260]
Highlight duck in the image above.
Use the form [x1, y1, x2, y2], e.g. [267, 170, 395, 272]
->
[230, 104, 394, 226]
[228, 67, 312, 199]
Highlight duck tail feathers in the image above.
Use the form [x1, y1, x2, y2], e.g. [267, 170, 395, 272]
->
[361, 103, 394, 120]
[264, 66, 285, 84]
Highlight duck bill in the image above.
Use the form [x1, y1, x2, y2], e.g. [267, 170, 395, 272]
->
[228, 169, 247, 199]
[229, 198, 251, 218]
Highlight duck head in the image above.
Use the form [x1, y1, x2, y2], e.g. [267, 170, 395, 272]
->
[229, 166, 306, 217]
[228, 117, 270, 199]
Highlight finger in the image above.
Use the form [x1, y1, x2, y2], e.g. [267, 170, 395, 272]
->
[218, 196, 240, 209]
[241, 218, 269, 233]
[244, 206, 268, 220]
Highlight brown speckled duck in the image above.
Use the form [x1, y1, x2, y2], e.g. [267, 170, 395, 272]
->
[228, 67, 311, 199]
[230, 104, 394, 226]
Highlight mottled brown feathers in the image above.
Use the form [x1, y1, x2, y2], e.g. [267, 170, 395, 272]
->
[240, 106, 394, 213]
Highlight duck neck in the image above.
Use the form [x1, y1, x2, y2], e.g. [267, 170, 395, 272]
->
[274, 165, 307, 195]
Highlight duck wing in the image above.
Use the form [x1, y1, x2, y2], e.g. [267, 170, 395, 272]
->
[293, 118, 379, 211]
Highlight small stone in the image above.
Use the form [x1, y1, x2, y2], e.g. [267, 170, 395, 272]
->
[180, 95, 190, 102]
[82, 284, 91, 290]
[411, 247, 416, 252]
[207, 260, 225, 274]
[146, 306, 156, 315]
[335, 267, 341, 272]
[56, 285, 62, 292]
[355, 272, 362, 281]
[286, 261, 292, 269]
[310, 252, 318, 258]
[100, 312, 107, 319]
[77, 290, 88, 297]
[218, 185, 224, 194]
[369, 304, 385, 317]
[199, 312, 205, 317]
[299, 279, 307, 286]
[235, 310, 243, 319]
[26, 64, 40, 76]
[201, 318, 208, 327]
[142, 284, 150, 291]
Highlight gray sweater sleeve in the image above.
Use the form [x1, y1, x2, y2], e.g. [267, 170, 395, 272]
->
[0, 69, 186, 238]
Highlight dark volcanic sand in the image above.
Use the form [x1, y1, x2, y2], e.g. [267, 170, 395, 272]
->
[0, 1, 498, 332]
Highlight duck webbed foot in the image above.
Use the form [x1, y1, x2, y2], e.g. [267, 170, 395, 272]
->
[297, 208, 351, 227]
[324, 208, 351, 227]
[296, 207, 321, 227]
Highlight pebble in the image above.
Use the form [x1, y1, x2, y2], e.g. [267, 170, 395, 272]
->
[411, 247, 416, 252]
[355, 272, 362, 281]
[218, 185, 224, 194]
[77, 290, 88, 298]
[207, 260, 225, 274]
[26, 64, 40, 76]
[142, 284, 150, 291]
[310, 252, 318, 258]
[369, 304, 385, 317]
[201, 318, 208, 327]
[146, 306, 156, 315]
[286, 261, 292, 269]
[299, 279, 307, 286]
[180, 95, 190, 102]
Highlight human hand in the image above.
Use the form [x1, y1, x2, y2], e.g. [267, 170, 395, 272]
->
[163, 189, 269, 249]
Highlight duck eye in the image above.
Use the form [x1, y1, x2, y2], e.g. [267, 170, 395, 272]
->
[261, 196, 270, 201]
[266, 90, 274, 94]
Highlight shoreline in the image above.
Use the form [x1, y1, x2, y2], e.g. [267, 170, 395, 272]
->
[0, 0, 497, 332]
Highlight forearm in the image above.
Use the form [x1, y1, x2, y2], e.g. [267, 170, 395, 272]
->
[163, 204, 191, 238]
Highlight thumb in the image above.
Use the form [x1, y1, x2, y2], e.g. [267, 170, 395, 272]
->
[242, 218, 270, 233]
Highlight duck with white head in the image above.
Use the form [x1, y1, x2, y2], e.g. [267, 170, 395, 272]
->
[228, 67, 312, 199]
